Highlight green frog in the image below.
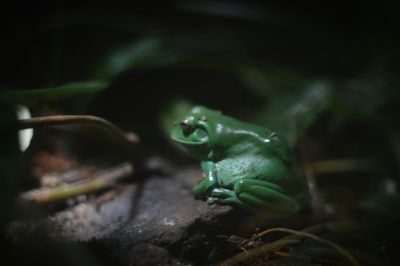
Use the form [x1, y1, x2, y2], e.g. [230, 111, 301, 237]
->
[170, 106, 308, 213]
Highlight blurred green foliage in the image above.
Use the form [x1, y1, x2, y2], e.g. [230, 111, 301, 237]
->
[6, 81, 108, 105]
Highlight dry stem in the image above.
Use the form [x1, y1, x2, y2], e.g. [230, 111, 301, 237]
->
[21, 162, 133, 203]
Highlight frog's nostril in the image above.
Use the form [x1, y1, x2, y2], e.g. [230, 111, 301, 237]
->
[180, 121, 192, 134]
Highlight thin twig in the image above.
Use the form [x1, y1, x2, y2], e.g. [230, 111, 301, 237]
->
[221, 239, 299, 266]
[309, 158, 380, 174]
[222, 227, 359, 266]
[239, 222, 328, 249]
[21, 162, 133, 203]
[256, 228, 358, 266]
[252, 223, 327, 243]
[273, 250, 290, 257]
[18, 115, 139, 153]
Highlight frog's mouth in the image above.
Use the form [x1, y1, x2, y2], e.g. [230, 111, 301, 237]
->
[170, 122, 209, 145]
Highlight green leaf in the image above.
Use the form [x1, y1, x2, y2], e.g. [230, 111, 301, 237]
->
[237, 65, 309, 98]
[5, 81, 108, 105]
[93, 38, 182, 80]
[253, 81, 332, 145]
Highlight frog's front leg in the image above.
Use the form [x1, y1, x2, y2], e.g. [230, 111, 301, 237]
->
[193, 161, 219, 199]
[201, 161, 218, 185]
[208, 179, 300, 213]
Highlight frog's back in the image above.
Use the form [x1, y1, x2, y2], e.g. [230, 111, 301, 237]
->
[223, 118, 294, 164]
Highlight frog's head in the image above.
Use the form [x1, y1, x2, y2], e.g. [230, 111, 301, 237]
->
[170, 106, 219, 159]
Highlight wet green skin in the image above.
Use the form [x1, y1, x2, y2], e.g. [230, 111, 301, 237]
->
[171, 106, 307, 213]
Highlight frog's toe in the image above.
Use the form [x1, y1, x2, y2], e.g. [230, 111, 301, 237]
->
[211, 188, 235, 198]
[207, 197, 234, 206]
[207, 197, 218, 204]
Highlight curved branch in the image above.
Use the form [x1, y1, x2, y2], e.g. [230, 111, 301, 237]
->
[18, 115, 139, 153]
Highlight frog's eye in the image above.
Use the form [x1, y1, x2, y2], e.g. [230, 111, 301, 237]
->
[180, 121, 193, 135]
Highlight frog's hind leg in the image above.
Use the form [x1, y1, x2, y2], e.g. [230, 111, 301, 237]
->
[233, 179, 300, 213]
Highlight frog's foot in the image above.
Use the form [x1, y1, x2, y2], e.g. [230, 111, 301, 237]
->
[233, 179, 300, 213]
[207, 188, 259, 212]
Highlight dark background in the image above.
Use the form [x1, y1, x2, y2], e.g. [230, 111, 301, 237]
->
[1, 1, 400, 265]
[2, 1, 400, 145]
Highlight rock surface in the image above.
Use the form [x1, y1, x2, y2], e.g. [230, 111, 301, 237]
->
[51, 170, 242, 265]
